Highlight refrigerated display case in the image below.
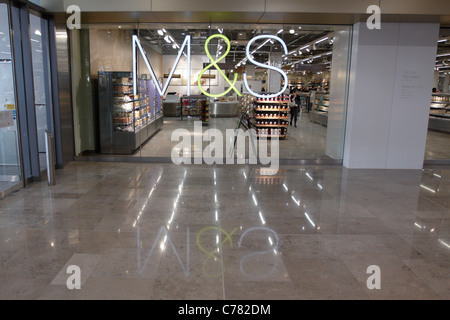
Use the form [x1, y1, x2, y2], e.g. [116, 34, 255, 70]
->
[429, 93, 450, 133]
[310, 92, 329, 127]
[98, 71, 164, 154]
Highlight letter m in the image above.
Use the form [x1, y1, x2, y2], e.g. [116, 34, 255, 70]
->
[132, 35, 191, 98]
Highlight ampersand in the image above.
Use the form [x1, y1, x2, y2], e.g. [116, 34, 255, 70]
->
[196, 226, 238, 278]
[198, 34, 242, 98]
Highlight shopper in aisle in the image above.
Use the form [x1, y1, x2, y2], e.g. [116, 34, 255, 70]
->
[290, 89, 301, 127]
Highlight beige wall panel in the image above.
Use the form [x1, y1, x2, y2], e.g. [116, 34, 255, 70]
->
[63, 0, 151, 12]
[89, 29, 133, 78]
[265, 0, 375, 14]
[380, 0, 450, 15]
[152, 0, 265, 12]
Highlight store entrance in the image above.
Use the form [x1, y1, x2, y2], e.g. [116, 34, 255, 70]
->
[0, 2, 22, 196]
[425, 27, 450, 162]
[71, 23, 352, 163]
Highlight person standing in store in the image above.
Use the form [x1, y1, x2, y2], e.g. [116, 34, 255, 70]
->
[290, 89, 301, 127]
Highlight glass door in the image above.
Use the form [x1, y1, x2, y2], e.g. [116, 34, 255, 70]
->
[0, 2, 22, 196]
[29, 12, 53, 171]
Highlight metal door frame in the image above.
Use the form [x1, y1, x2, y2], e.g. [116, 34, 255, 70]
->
[1, 0, 61, 196]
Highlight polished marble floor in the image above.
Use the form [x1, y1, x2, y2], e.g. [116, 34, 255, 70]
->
[133, 116, 330, 160]
[425, 130, 450, 160]
[132, 117, 450, 161]
[0, 162, 449, 300]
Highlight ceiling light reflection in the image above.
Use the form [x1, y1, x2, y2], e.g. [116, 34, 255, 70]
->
[420, 184, 436, 193]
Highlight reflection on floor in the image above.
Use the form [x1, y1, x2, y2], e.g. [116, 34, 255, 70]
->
[39, 153, 47, 171]
[426, 130, 450, 160]
[0, 165, 21, 197]
[134, 116, 330, 160]
[0, 162, 449, 299]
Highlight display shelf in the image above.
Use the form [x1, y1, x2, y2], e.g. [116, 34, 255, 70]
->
[431, 93, 450, 103]
[255, 123, 289, 128]
[252, 95, 289, 139]
[428, 94, 450, 133]
[315, 107, 329, 113]
[256, 101, 291, 104]
[181, 95, 209, 122]
[200, 99, 210, 126]
[310, 92, 330, 127]
[257, 134, 287, 138]
[255, 108, 290, 112]
[256, 116, 290, 120]
[98, 71, 164, 154]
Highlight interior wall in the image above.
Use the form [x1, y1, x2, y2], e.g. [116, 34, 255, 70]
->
[344, 22, 440, 169]
[88, 29, 163, 79]
[89, 29, 133, 78]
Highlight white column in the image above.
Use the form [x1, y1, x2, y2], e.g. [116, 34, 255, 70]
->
[268, 52, 282, 93]
[344, 22, 439, 169]
[433, 70, 440, 90]
[326, 27, 351, 159]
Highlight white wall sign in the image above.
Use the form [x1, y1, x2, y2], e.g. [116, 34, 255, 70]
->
[0, 110, 14, 128]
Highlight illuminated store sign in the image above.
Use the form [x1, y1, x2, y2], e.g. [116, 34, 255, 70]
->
[198, 34, 241, 98]
[133, 34, 289, 99]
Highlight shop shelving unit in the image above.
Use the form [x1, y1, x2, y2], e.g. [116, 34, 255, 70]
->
[429, 93, 450, 133]
[181, 95, 205, 120]
[310, 92, 329, 127]
[200, 100, 210, 126]
[238, 94, 256, 130]
[98, 71, 163, 154]
[253, 95, 290, 139]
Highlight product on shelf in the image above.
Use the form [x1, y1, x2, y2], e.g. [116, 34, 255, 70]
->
[252, 94, 289, 139]
[98, 71, 165, 155]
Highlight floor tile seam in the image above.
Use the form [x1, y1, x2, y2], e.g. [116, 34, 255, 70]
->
[289, 254, 370, 298]
[399, 257, 448, 297]
[397, 234, 446, 262]
[419, 194, 450, 212]
[219, 221, 226, 301]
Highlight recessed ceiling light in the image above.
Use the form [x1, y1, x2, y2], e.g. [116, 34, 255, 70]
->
[289, 28, 295, 34]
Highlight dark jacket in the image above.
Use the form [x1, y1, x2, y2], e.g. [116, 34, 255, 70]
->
[291, 95, 301, 106]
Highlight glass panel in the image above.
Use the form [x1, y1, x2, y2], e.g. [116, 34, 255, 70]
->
[425, 27, 450, 161]
[72, 23, 352, 161]
[0, 2, 22, 195]
[29, 13, 53, 170]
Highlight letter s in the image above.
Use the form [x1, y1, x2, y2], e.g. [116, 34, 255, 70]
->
[243, 35, 288, 99]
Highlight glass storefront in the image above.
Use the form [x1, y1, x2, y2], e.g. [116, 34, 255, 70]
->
[425, 27, 450, 162]
[0, 1, 60, 198]
[29, 13, 54, 171]
[70, 23, 352, 163]
[0, 2, 22, 196]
